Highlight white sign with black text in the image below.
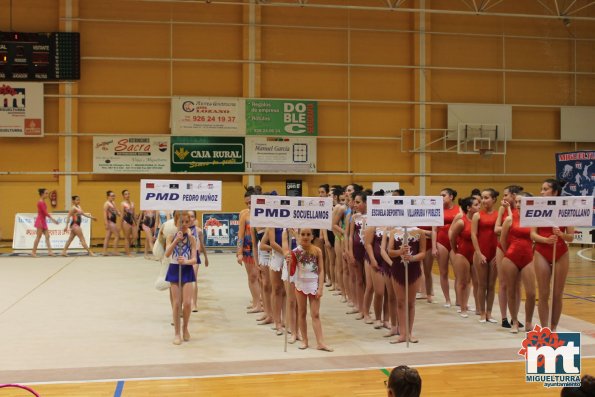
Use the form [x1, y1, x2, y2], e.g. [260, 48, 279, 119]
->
[520, 196, 593, 227]
[140, 179, 222, 211]
[250, 195, 333, 229]
[366, 196, 445, 227]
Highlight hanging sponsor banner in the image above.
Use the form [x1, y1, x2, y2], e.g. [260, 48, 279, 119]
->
[170, 97, 245, 136]
[245, 136, 316, 173]
[572, 227, 595, 245]
[246, 99, 317, 136]
[519, 196, 593, 227]
[140, 179, 222, 211]
[12, 213, 91, 249]
[286, 180, 302, 197]
[250, 195, 333, 229]
[556, 151, 595, 226]
[366, 196, 444, 227]
[201, 212, 240, 248]
[171, 136, 245, 173]
[93, 136, 171, 173]
[0, 82, 43, 137]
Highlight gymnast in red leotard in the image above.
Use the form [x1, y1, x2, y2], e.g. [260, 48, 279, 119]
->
[450, 196, 480, 318]
[500, 192, 536, 334]
[471, 188, 499, 323]
[494, 185, 523, 329]
[530, 179, 574, 331]
[432, 188, 461, 308]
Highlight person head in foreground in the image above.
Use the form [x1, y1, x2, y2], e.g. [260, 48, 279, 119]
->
[386, 365, 421, 397]
[561, 374, 595, 397]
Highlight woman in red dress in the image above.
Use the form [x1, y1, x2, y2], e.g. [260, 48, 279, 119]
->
[500, 191, 536, 334]
[531, 179, 574, 331]
[471, 188, 499, 323]
[432, 188, 461, 307]
[450, 196, 481, 318]
[32, 188, 59, 257]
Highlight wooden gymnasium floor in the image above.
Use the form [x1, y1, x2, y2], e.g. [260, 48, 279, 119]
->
[0, 246, 594, 396]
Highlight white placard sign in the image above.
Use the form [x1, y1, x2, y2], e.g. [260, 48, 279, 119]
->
[245, 136, 317, 173]
[520, 196, 593, 227]
[250, 195, 333, 229]
[140, 179, 222, 211]
[171, 97, 245, 136]
[93, 136, 171, 173]
[12, 213, 91, 249]
[0, 82, 44, 137]
[366, 196, 445, 227]
[572, 227, 595, 245]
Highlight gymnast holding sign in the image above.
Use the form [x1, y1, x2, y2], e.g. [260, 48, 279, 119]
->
[531, 179, 574, 331]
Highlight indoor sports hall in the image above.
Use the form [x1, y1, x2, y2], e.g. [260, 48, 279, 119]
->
[1, 1, 594, 396]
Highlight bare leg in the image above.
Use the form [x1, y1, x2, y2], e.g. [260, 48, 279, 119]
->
[285, 280, 297, 335]
[486, 258, 497, 321]
[551, 253, 570, 331]
[122, 222, 132, 256]
[453, 255, 471, 316]
[61, 232, 77, 256]
[258, 265, 273, 323]
[521, 263, 536, 331]
[392, 278, 419, 343]
[270, 269, 285, 332]
[362, 261, 374, 323]
[371, 267, 385, 326]
[475, 253, 488, 321]
[295, 289, 308, 349]
[73, 226, 94, 255]
[501, 258, 520, 333]
[437, 244, 451, 306]
[326, 244, 336, 289]
[422, 248, 434, 302]
[245, 260, 262, 312]
[192, 264, 199, 311]
[353, 260, 365, 317]
[170, 283, 182, 344]
[384, 274, 398, 336]
[182, 282, 193, 341]
[496, 248, 508, 322]
[309, 295, 332, 351]
[533, 251, 552, 328]
[334, 238, 343, 295]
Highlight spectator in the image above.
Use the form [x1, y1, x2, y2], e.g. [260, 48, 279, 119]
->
[561, 375, 595, 397]
[386, 365, 422, 397]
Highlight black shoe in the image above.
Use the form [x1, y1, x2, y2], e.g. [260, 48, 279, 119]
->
[502, 318, 511, 328]
[518, 321, 524, 329]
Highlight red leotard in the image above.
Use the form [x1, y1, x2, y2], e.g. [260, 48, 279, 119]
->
[497, 208, 517, 251]
[477, 209, 498, 262]
[437, 205, 460, 251]
[455, 215, 475, 264]
[504, 212, 533, 270]
[534, 227, 569, 263]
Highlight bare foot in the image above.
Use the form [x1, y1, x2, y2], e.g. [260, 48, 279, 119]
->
[31, 253, 38, 257]
[346, 308, 359, 315]
[256, 314, 268, 322]
[364, 317, 374, 325]
[355, 314, 364, 320]
[298, 343, 308, 350]
[48, 252, 56, 257]
[373, 320, 384, 329]
[173, 335, 182, 345]
[275, 328, 284, 336]
[288, 335, 297, 344]
[317, 345, 334, 352]
[390, 336, 407, 344]
[88, 251, 96, 257]
[257, 317, 273, 325]
[247, 307, 263, 314]
[60, 252, 68, 257]
[384, 329, 398, 338]
[183, 330, 191, 341]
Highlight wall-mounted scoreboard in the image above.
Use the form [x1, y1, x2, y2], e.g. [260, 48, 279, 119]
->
[0, 32, 80, 81]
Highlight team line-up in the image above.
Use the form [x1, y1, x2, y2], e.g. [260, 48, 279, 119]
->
[29, 179, 574, 347]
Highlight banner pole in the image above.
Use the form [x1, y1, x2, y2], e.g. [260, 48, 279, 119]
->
[549, 242, 557, 329]
[177, 217, 183, 341]
[404, 226, 410, 349]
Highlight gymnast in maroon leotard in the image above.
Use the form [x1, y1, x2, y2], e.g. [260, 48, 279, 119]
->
[432, 188, 461, 308]
[450, 196, 481, 318]
[347, 191, 368, 320]
[471, 188, 499, 323]
[530, 179, 574, 331]
[500, 192, 536, 334]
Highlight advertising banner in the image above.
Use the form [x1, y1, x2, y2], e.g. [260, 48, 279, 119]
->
[93, 136, 171, 173]
[245, 136, 316, 173]
[519, 196, 593, 227]
[366, 196, 445, 227]
[0, 82, 43, 137]
[556, 150, 595, 226]
[246, 99, 317, 136]
[140, 179, 222, 211]
[250, 195, 333, 229]
[12, 213, 91, 249]
[171, 97, 245, 136]
[171, 136, 245, 173]
[201, 212, 240, 248]
[572, 227, 595, 245]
